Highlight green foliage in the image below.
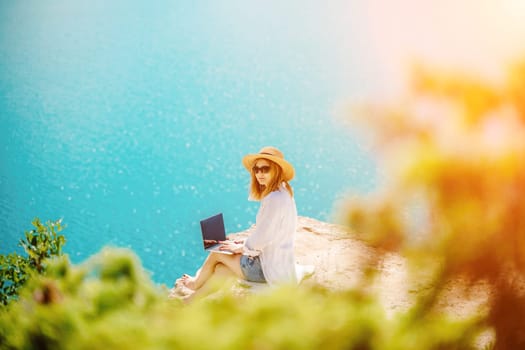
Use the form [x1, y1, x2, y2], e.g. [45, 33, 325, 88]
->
[0, 248, 482, 350]
[0, 218, 65, 306]
[0, 253, 30, 305]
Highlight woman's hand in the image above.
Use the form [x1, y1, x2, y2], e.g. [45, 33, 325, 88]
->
[219, 241, 243, 254]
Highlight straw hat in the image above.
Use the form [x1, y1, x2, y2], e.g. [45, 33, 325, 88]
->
[242, 146, 295, 181]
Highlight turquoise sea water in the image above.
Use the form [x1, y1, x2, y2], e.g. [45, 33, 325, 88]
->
[0, 1, 376, 285]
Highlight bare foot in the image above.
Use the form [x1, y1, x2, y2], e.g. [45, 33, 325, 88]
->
[181, 293, 195, 304]
[174, 277, 184, 288]
[168, 283, 194, 300]
[181, 274, 198, 290]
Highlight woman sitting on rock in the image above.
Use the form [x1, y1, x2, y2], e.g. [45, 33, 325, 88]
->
[174, 146, 298, 299]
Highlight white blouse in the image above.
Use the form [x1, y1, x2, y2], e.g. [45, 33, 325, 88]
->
[243, 184, 298, 285]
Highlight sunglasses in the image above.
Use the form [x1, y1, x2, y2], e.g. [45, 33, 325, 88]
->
[252, 165, 271, 174]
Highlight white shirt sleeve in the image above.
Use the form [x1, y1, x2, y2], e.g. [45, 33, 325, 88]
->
[244, 192, 283, 253]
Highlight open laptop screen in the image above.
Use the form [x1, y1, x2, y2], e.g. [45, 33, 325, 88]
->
[200, 213, 227, 250]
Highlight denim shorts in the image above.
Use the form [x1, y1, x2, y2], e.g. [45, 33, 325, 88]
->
[240, 255, 266, 283]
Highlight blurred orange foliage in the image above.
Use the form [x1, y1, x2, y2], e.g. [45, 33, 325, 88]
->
[344, 59, 525, 349]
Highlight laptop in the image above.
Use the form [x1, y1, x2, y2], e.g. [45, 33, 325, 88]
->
[200, 213, 233, 255]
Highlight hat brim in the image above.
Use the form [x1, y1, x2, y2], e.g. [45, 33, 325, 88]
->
[242, 154, 295, 181]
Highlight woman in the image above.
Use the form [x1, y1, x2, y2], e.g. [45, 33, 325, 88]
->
[175, 146, 298, 298]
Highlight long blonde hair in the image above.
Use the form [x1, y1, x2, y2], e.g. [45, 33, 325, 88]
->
[249, 159, 293, 201]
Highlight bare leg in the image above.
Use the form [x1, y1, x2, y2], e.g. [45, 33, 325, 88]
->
[182, 263, 237, 302]
[183, 252, 243, 291]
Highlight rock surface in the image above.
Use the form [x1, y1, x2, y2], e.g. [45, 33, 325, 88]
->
[233, 216, 490, 320]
